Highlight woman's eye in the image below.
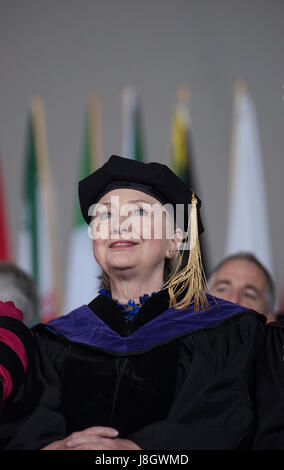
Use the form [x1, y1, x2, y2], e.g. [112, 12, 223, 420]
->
[99, 211, 112, 220]
[134, 207, 148, 216]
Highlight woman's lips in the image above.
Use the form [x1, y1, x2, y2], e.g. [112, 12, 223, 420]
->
[109, 240, 139, 249]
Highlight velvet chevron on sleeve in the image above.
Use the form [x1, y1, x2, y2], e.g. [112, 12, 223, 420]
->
[0, 302, 29, 410]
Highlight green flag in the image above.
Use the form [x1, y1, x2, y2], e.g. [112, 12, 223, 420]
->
[122, 87, 145, 161]
[18, 97, 61, 323]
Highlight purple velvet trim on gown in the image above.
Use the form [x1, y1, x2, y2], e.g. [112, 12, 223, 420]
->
[46, 296, 249, 354]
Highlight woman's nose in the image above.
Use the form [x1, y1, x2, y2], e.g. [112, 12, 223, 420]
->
[111, 214, 132, 234]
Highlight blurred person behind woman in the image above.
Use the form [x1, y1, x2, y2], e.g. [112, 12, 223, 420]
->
[0, 261, 38, 327]
[208, 252, 276, 322]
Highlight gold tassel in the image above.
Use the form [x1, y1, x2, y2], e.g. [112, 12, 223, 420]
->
[167, 191, 210, 311]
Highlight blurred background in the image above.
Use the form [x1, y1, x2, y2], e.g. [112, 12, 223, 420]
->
[1, 0, 284, 321]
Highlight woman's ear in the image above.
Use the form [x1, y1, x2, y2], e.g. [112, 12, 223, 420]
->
[166, 228, 183, 258]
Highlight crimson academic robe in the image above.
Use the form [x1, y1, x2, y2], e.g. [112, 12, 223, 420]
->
[0, 291, 266, 450]
[0, 303, 41, 429]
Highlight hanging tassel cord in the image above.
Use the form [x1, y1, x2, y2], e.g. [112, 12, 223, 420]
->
[167, 192, 210, 312]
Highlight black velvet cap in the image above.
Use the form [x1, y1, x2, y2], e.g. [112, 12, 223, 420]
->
[78, 155, 204, 234]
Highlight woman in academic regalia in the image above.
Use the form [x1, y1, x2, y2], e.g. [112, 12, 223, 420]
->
[0, 155, 266, 450]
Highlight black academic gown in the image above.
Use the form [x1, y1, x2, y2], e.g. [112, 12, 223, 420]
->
[252, 317, 284, 449]
[0, 290, 266, 450]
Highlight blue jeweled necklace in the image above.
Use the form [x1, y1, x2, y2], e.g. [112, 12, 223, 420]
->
[99, 289, 155, 320]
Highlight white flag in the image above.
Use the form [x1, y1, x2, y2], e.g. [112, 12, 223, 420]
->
[64, 95, 103, 314]
[225, 81, 273, 275]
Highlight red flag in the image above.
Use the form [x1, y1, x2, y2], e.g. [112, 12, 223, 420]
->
[0, 157, 12, 261]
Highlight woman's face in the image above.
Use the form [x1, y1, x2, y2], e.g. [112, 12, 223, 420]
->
[90, 188, 181, 281]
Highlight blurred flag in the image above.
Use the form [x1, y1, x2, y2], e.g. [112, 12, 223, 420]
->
[170, 86, 197, 186]
[18, 97, 62, 323]
[170, 86, 209, 271]
[0, 156, 12, 261]
[122, 87, 145, 161]
[64, 94, 103, 313]
[225, 81, 274, 275]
